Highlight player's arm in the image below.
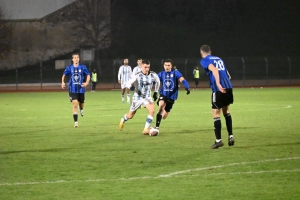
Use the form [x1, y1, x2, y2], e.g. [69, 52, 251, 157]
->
[153, 74, 160, 93]
[61, 75, 66, 89]
[208, 64, 225, 93]
[176, 71, 190, 95]
[125, 75, 137, 89]
[82, 75, 90, 88]
[118, 67, 122, 84]
[61, 67, 70, 89]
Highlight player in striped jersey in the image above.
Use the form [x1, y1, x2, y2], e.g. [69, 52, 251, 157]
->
[118, 58, 132, 104]
[132, 58, 142, 75]
[61, 53, 90, 128]
[119, 59, 160, 135]
[200, 45, 234, 149]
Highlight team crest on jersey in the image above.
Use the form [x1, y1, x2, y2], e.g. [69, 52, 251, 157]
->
[170, 74, 173, 77]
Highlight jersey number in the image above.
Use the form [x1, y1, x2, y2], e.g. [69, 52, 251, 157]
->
[214, 60, 225, 71]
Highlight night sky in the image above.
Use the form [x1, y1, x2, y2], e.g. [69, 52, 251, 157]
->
[109, 0, 300, 58]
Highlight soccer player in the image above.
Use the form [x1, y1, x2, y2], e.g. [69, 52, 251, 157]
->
[132, 58, 142, 75]
[119, 59, 160, 134]
[118, 58, 132, 104]
[155, 58, 190, 131]
[61, 53, 90, 128]
[199, 45, 234, 149]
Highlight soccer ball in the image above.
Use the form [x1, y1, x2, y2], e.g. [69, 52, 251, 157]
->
[149, 127, 159, 136]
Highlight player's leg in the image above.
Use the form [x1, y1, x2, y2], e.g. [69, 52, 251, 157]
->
[71, 94, 79, 128]
[142, 102, 155, 134]
[119, 98, 141, 131]
[78, 93, 85, 117]
[120, 83, 126, 103]
[210, 92, 224, 148]
[126, 88, 130, 104]
[223, 88, 234, 146]
[155, 97, 166, 129]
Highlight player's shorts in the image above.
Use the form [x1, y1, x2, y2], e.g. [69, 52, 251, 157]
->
[121, 82, 127, 89]
[130, 96, 153, 112]
[158, 95, 175, 112]
[211, 89, 233, 109]
[69, 93, 85, 103]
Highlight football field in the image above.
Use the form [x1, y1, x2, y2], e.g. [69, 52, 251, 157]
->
[1, 88, 300, 199]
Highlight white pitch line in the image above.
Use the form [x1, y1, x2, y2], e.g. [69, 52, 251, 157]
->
[0, 156, 299, 187]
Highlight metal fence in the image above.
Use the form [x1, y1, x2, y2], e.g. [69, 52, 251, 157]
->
[0, 56, 299, 90]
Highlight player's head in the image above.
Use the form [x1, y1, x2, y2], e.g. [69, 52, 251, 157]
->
[72, 53, 80, 65]
[200, 45, 211, 58]
[163, 58, 173, 72]
[123, 58, 129, 65]
[141, 59, 150, 74]
[137, 58, 142, 66]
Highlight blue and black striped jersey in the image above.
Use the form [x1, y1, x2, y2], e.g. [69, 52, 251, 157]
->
[200, 55, 232, 92]
[158, 69, 183, 100]
[63, 64, 90, 93]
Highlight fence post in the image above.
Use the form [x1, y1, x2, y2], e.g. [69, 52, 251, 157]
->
[16, 67, 18, 90]
[113, 59, 116, 89]
[241, 57, 245, 87]
[264, 57, 268, 86]
[287, 56, 291, 85]
[40, 62, 43, 89]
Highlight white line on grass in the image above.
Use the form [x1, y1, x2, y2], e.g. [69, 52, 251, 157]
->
[0, 156, 299, 187]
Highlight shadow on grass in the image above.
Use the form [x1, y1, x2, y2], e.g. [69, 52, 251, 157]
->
[0, 147, 70, 155]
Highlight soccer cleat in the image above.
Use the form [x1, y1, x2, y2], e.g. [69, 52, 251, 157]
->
[228, 136, 235, 146]
[80, 109, 84, 117]
[142, 127, 150, 135]
[211, 141, 224, 149]
[119, 118, 124, 131]
[74, 121, 78, 128]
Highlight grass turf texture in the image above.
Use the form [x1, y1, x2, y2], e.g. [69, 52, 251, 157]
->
[0, 88, 300, 200]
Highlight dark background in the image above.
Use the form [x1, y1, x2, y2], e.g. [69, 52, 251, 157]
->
[108, 0, 300, 58]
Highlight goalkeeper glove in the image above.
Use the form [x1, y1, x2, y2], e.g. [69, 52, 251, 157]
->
[185, 88, 190, 95]
[153, 92, 158, 101]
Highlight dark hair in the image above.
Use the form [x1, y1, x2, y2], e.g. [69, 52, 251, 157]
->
[137, 58, 142, 60]
[142, 59, 150, 64]
[72, 53, 80, 58]
[163, 58, 173, 66]
[200, 45, 211, 53]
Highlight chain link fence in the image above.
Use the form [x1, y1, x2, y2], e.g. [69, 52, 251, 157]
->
[0, 56, 299, 90]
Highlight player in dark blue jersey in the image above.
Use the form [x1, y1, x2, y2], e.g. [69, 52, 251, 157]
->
[155, 58, 190, 131]
[61, 53, 90, 128]
[200, 45, 234, 149]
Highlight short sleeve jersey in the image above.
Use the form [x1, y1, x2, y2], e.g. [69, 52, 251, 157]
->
[158, 69, 183, 100]
[200, 55, 232, 92]
[63, 64, 90, 93]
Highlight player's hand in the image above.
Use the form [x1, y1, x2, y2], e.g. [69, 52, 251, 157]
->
[153, 92, 158, 101]
[61, 82, 66, 89]
[138, 90, 142, 96]
[130, 85, 135, 91]
[81, 82, 88, 88]
[185, 88, 190, 95]
[217, 83, 226, 93]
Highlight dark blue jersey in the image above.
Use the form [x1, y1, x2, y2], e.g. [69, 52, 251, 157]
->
[200, 55, 232, 92]
[63, 64, 90, 93]
[158, 69, 183, 100]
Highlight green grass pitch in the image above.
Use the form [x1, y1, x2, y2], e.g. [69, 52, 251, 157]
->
[1, 88, 300, 200]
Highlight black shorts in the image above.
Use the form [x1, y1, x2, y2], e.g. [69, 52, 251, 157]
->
[211, 89, 233, 109]
[69, 93, 85, 103]
[158, 95, 175, 112]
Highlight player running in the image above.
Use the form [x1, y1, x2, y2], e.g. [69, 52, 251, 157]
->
[119, 59, 160, 134]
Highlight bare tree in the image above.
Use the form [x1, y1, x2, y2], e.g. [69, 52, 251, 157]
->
[0, 7, 12, 58]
